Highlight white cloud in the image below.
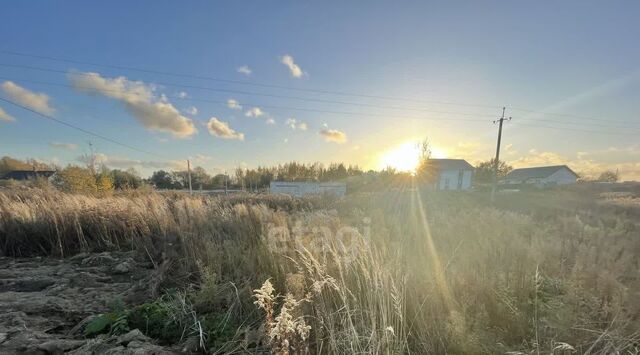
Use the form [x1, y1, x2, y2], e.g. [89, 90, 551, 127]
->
[206, 117, 245, 140]
[178, 91, 188, 99]
[191, 154, 212, 162]
[49, 142, 77, 150]
[69, 71, 197, 138]
[237, 65, 252, 76]
[319, 127, 347, 143]
[245, 107, 265, 118]
[184, 106, 198, 115]
[1, 81, 55, 115]
[227, 98, 242, 110]
[285, 118, 307, 130]
[280, 54, 305, 78]
[266, 118, 275, 125]
[0, 106, 16, 122]
[285, 118, 297, 129]
[78, 153, 184, 171]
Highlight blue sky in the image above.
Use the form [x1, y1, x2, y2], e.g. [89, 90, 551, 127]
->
[1, 1, 639, 178]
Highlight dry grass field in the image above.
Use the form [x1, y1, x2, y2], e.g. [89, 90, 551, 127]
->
[1, 187, 639, 354]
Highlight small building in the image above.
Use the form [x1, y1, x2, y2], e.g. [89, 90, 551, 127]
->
[270, 181, 346, 197]
[430, 159, 474, 190]
[502, 165, 578, 187]
[1, 170, 56, 181]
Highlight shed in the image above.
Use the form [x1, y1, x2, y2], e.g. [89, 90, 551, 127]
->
[429, 159, 474, 190]
[502, 165, 578, 187]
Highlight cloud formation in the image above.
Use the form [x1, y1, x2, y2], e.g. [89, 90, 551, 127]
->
[68, 71, 197, 138]
[206, 117, 245, 140]
[1, 81, 55, 115]
[0, 106, 15, 122]
[49, 142, 78, 150]
[280, 55, 305, 78]
[245, 107, 265, 118]
[237, 65, 252, 76]
[319, 127, 347, 143]
[285, 118, 308, 130]
[227, 98, 242, 110]
[78, 153, 184, 171]
[184, 106, 198, 115]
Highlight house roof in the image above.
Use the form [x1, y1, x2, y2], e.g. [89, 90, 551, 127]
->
[1, 170, 56, 180]
[504, 165, 577, 181]
[429, 159, 474, 171]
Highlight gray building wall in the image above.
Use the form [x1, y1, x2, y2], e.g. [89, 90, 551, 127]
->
[269, 181, 346, 197]
[436, 169, 473, 190]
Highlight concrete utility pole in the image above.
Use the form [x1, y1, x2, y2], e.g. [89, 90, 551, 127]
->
[224, 171, 228, 195]
[187, 159, 193, 195]
[491, 107, 511, 202]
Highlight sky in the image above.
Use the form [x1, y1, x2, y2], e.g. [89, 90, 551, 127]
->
[1, 1, 639, 179]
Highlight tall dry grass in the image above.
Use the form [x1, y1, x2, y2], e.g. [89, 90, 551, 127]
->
[1, 187, 639, 354]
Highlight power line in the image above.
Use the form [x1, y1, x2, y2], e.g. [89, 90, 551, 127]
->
[513, 122, 639, 136]
[0, 49, 501, 109]
[508, 106, 638, 124]
[0, 63, 500, 117]
[0, 75, 493, 123]
[0, 96, 165, 159]
[3, 74, 640, 135]
[3, 62, 639, 130]
[2, 49, 637, 126]
[3, 72, 640, 136]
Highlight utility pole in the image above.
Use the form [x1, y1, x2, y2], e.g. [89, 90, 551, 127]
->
[224, 170, 228, 195]
[187, 159, 193, 195]
[491, 107, 511, 202]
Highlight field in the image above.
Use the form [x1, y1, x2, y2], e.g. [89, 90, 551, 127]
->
[1, 186, 640, 354]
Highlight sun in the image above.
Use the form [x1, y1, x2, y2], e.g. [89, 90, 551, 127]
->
[378, 142, 420, 172]
[378, 141, 447, 172]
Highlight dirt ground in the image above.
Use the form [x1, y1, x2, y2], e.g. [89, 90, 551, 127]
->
[0, 251, 181, 354]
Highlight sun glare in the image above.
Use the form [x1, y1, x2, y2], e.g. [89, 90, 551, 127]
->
[378, 141, 448, 172]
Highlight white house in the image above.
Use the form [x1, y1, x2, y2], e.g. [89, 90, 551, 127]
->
[502, 165, 578, 187]
[269, 181, 346, 197]
[430, 159, 474, 190]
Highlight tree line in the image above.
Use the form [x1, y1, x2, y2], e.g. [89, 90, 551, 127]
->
[0, 151, 620, 194]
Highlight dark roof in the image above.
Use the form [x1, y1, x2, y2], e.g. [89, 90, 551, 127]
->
[429, 159, 474, 171]
[504, 165, 577, 181]
[1, 170, 56, 180]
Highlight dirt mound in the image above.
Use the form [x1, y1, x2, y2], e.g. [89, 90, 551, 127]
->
[0, 252, 180, 354]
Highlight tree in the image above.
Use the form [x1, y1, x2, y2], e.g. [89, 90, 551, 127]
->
[474, 159, 513, 185]
[150, 170, 180, 189]
[54, 166, 97, 193]
[211, 174, 229, 189]
[415, 139, 438, 183]
[0, 156, 52, 174]
[110, 169, 142, 189]
[597, 170, 619, 182]
[96, 173, 114, 194]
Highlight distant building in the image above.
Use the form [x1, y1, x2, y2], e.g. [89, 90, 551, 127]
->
[430, 159, 474, 190]
[270, 181, 346, 197]
[1, 170, 56, 181]
[502, 165, 578, 187]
